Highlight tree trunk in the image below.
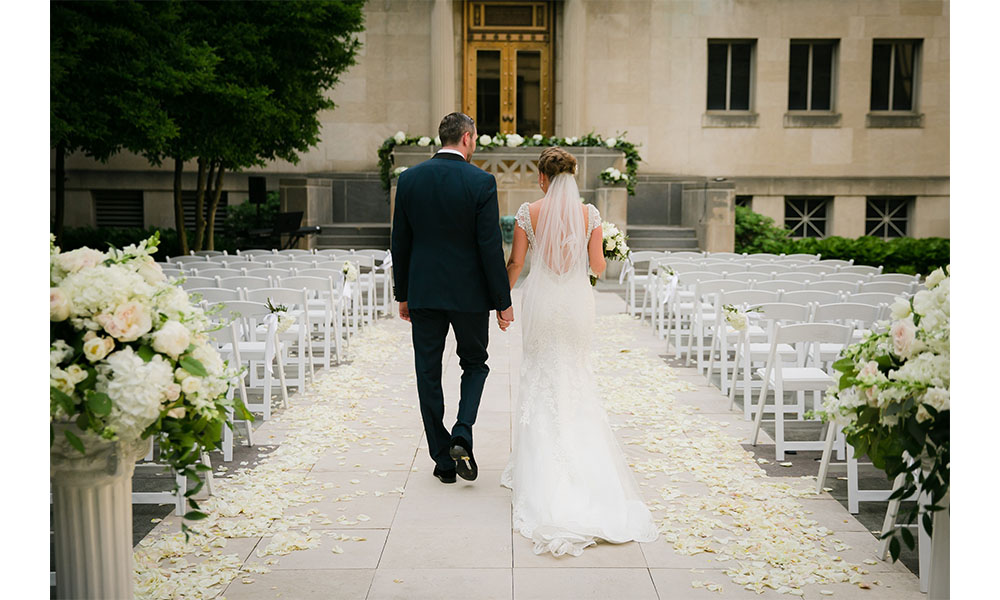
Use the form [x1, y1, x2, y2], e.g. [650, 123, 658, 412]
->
[54, 141, 66, 243]
[173, 158, 189, 256]
[206, 162, 225, 251]
[193, 158, 208, 252]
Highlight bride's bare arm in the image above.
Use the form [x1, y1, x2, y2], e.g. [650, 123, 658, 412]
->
[506, 225, 528, 289]
[588, 224, 606, 276]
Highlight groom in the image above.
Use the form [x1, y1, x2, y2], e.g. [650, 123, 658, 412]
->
[391, 112, 514, 484]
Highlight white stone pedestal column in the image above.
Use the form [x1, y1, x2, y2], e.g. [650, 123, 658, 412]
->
[51, 429, 149, 599]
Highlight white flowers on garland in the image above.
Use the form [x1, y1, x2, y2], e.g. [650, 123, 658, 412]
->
[723, 304, 762, 332]
[50, 233, 244, 527]
[599, 166, 629, 185]
[817, 266, 949, 561]
[341, 261, 359, 282]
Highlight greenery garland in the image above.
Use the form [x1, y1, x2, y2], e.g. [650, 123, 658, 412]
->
[377, 131, 642, 196]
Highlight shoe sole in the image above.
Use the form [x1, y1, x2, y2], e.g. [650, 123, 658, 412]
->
[449, 445, 477, 481]
[435, 474, 456, 484]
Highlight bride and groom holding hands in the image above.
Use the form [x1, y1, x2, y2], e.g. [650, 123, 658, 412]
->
[391, 112, 657, 557]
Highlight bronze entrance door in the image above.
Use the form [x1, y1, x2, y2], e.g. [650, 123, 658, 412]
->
[463, 1, 554, 137]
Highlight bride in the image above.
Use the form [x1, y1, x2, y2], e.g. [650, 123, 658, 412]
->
[500, 147, 658, 557]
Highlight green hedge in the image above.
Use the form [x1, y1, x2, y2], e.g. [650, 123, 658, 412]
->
[58, 227, 240, 259]
[734, 206, 949, 275]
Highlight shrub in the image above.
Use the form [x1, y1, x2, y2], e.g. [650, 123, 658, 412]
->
[59, 227, 239, 258]
[734, 207, 950, 275]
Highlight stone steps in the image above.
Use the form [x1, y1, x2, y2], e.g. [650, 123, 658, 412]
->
[316, 223, 390, 250]
[625, 225, 700, 251]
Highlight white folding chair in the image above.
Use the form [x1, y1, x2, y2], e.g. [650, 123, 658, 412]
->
[242, 262, 275, 272]
[870, 273, 920, 285]
[781, 253, 820, 262]
[666, 251, 705, 259]
[724, 272, 763, 285]
[859, 281, 914, 295]
[796, 264, 838, 276]
[624, 251, 662, 318]
[206, 321, 255, 462]
[669, 271, 721, 358]
[753, 279, 809, 293]
[746, 252, 781, 261]
[170, 255, 209, 265]
[806, 280, 859, 294]
[750, 323, 853, 460]
[187, 287, 241, 304]
[816, 259, 854, 269]
[355, 249, 394, 317]
[705, 289, 777, 395]
[209, 300, 289, 421]
[773, 272, 817, 283]
[217, 275, 273, 297]
[704, 252, 746, 260]
[687, 279, 749, 373]
[780, 289, 844, 306]
[275, 248, 314, 257]
[840, 264, 883, 276]
[245, 288, 314, 392]
[728, 302, 811, 420]
[192, 267, 243, 279]
[811, 302, 880, 359]
[192, 250, 226, 257]
[297, 268, 353, 344]
[180, 276, 217, 290]
[236, 249, 276, 258]
[277, 275, 341, 368]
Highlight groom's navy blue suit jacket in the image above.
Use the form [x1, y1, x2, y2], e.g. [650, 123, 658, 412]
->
[391, 152, 512, 313]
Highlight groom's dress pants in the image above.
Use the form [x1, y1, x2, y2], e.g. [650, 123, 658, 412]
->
[409, 309, 490, 471]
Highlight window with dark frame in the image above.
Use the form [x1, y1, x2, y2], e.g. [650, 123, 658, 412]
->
[735, 195, 752, 208]
[94, 190, 144, 228]
[707, 40, 755, 111]
[865, 196, 911, 239]
[784, 197, 830, 238]
[788, 40, 836, 111]
[870, 40, 920, 111]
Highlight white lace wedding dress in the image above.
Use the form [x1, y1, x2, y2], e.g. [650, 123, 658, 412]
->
[500, 174, 658, 557]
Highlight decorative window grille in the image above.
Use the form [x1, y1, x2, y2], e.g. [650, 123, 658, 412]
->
[865, 196, 911, 239]
[784, 197, 830, 238]
[707, 40, 755, 111]
[93, 190, 144, 228]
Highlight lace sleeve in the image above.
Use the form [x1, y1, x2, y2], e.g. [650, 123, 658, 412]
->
[587, 204, 602, 239]
[515, 202, 534, 246]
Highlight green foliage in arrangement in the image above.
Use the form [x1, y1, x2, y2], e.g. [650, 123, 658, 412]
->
[377, 131, 642, 196]
[734, 206, 950, 275]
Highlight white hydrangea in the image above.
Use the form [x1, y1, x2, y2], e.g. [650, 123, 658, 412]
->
[492, 135, 505, 146]
[51, 247, 106, 283]
[479, 134, 492, 146]
[532, 134, 544, 142]
[506, 133, 524, 147]
[417, 136, 431, 147]
[605, 137, 617, 147]
[925, 267, 946, 289]
[392, 166, 407, 177]
[152, 320, 192, 359]
[434, 136, 441, 146]
[60, 263, 154, 318]
[890, 351, 950, 389]
[97, 347, 174, 441]
[50, 340, 73, 370]
[393, 130, 406, 145]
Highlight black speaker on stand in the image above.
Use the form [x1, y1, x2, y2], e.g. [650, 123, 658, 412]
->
[248, 176, 266, 226]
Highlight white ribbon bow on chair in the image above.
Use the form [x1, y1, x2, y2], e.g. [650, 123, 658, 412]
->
[262, 313, 279, 375]
[660, 274, 679, 306]
[619, 258, 635, 285]
[378, 252, 393, 272]
[343, 282, 354, 304]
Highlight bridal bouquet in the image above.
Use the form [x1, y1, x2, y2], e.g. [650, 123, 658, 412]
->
[817, 266, 949, 560]
[591, 221, 630, 285]
[50, 232, 245, 525]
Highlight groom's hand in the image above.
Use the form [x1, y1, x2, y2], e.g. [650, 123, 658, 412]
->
[398, 301, 410, 322]
[500, 306, 514, 323]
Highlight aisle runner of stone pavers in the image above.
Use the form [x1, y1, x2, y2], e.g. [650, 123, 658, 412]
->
[133, 291, 921, 600]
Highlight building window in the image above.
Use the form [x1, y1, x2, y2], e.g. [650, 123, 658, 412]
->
[788, 40, 837, 111]
[870, 40, 920, 111]
[93, 190, 144, 228]
[865, 196, 911, 239]
[785, 197, 830, 238]
[182, 191, 230, 235]
[735, 195, 752, 208]
[707, 40, 755, 111]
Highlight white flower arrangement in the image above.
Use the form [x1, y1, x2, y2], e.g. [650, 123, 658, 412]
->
[391, 166, 407, 178]
[392, 130, 406, 145]
[816, 266, 949, 561]
[342, 261, 359, 282]
[599, 166, 629, 185]
[416, 136, 431, 147]
[722, 304, 761, 332]
[265, 298, 296, 334]
[50, 232, 243, 526]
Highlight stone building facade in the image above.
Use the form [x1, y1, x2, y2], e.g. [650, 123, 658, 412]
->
[54, 0, 949, 250]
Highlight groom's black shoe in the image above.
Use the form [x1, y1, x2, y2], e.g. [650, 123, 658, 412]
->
[433, 465, 457, 484]
[449, 437, 478, 481]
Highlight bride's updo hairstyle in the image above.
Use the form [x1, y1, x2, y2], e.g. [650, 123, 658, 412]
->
[537, 147, 577, 178]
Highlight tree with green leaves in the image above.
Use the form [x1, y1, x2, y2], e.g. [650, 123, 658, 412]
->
[50, 1, 216, 243]
[52, 1, 366, 253]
